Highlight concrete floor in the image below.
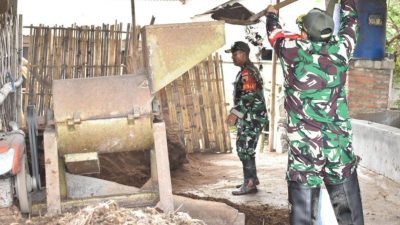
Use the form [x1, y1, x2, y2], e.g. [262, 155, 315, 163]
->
[171, 150, 400, 225]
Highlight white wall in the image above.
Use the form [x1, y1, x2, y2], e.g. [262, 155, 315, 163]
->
[352, 119, 400, 183]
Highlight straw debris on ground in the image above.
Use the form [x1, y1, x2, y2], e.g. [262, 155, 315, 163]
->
[19, 201, 207, 225]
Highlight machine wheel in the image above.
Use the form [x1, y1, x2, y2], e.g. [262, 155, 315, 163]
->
[15, 154, 32, 214]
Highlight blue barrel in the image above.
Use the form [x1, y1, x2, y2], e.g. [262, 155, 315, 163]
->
[353, 0, 387, 60]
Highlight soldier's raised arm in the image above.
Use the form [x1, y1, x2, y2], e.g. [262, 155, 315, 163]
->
[338, 0, 358, 59]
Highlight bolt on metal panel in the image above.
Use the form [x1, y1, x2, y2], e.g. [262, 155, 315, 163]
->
[52, 74, 154, 155]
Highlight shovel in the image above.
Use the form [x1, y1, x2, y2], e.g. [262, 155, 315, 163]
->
[208, 0, 299, 25]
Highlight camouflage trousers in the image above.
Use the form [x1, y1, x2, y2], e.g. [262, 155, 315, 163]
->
[286, 122, 359, 188]
[236, 119, 263, 161]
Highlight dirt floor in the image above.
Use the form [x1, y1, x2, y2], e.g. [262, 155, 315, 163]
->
[170, 150, 400, 225]
[3, 134, 400, 225]
[171, 152, 289, 225]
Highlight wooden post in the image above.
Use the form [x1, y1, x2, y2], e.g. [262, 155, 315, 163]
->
[130, 0, 139, 73]
[43, 128, 61, 216]
[268, 53, 277, 152]
[153, 122, 174, 213]
[131, 0, 136, 38]
[268, 0, 280, 152]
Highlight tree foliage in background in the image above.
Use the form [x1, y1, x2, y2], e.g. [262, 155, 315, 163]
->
[387, 0, 400, 85]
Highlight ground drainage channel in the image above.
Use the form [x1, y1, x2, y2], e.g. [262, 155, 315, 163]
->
[178, 193, 289, 225]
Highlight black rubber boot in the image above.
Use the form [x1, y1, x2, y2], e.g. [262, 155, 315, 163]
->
[248, 157, 258, 183]
[235, 160, 247, 188]
[326, 171, 364, 225]
[235, 157, 259, 188]
[288, 181, 320, 225]
[232, 158, 258, 195]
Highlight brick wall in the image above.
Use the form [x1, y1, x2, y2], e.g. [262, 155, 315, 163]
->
[347, 59, 395, 117]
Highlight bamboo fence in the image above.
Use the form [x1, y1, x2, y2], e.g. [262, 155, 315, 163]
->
[24, 24, 231, 153]
[0, 2, 22, 132]
[158, 54, 231, 153]
[24, 23, 141, 117]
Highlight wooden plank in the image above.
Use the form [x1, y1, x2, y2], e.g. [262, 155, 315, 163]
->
[182, 72, 199, 152]
[67, 27, 73, 79]
[60, 27, 67, 80]
[123, 23, 131, 74]
[214, 54, 231, 152]
[108, 24, 116, 76]
[93, 27, 102, 77]
[177, 75, 192, 153]
[115, 23, 122, 75]
[86, 26, 93, 77]
[35, 27, 44, 113]
[77, 27, 85, 78]
[130, 0, 138, 73]
[208, 56, 224, 152]
[189, 67, 204, 152]
[37, 27, 47, 115]
[202, 58, 216, 151]
[122, 23, 129, 74]
[166, 84, 179, 133]
[195, 64, 209, 151]
[216, 54, 232, 152]
[30, 27, 39, 108]
[72, 26, 78, 79]
[25, 25, 34, 108]
[44, 28, 53, 114]
[53, 27, 62, 81]
[173, 80, 186, 145]
[43, 128, 61, 216]
[268, 52, 278, 152]
[75, 27, 81, 78]
[153, 122, 174, 213]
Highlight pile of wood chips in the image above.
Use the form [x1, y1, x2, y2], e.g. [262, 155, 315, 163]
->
[54, 201, 207, 225]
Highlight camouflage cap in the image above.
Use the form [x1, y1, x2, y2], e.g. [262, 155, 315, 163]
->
[225, 41, 250, 54]
[298, 8, 334, 42]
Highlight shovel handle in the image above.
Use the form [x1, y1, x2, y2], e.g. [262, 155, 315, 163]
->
[248, 0, 299, 22]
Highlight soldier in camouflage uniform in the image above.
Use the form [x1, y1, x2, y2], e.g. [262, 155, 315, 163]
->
[266, 0, 364, 224]
[225, 41, 268, 195]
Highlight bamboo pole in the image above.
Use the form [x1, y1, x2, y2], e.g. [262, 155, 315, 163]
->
[189, 67, 204, 151]
[208, 56, 224, 152]
[195, 64, 209, 151]
[130, 0, 139, 73]
[215, 54, 231, 153]
[268, 0, 280, 152]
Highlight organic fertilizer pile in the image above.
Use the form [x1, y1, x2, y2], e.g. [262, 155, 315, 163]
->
[55, 201, 206, 225]
[18, 201, 206, 225]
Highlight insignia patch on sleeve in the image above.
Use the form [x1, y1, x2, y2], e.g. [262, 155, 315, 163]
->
[241, 69, 256, 92]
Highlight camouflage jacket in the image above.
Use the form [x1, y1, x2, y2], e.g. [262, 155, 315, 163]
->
[231, 61, 267, 127]
[266, 0, 358, 132]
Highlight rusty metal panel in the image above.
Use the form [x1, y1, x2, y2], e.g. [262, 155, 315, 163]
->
[57, 117, 154, 155]
[52, 74, 152, 123]
[142, 21, 225, 93]
[53, 74, 154, 154]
